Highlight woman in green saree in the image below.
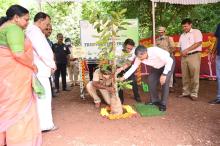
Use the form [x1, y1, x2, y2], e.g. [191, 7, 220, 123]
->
[0, 5, 42, 146]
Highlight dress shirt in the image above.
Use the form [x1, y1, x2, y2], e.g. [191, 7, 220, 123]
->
[26, 24, 56, 77]
[116, 46, 136, 67]
[179, 28, 203, 53]
[116, 46, 136, 61]
[124, 47, 173, 79]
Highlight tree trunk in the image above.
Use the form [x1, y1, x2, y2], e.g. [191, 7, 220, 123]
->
[110, 26, 123, 115]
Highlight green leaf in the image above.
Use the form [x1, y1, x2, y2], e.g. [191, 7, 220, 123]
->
[121, 21, 130, 26]
[118, 26, 127, 30]
[120, 9, 127, 15]
[106, 21, 113, 27]
[97, 27, 101, 33]
[117, 80, 133, 90]
[125, 84, 132, 89]
[110, 11, 117, 17]
[102, 17, 108, 25]
[108, 52, 115, 60]
[94, 23, 101, 29]
[112, 30, 117, 36]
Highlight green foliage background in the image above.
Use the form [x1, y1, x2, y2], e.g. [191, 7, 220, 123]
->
[0, 0, 18, 15]
[39, 2, 82, 45]
[0, 0, 81, 45]
[1, 0, 219, 42]
[82, 1, 220, 38]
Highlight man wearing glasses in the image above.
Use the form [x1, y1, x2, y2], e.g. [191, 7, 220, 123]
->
[118, 45, 175, 111]
[178, 18, 202, 101]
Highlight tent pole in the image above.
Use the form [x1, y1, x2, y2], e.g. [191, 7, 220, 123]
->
[152, 0, 156, 46]
[39, 0, 42, 11]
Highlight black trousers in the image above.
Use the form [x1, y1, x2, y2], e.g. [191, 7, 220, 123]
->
[118, 70, 140, 104]
[88, 63, 98, 81]
[55, 63, 67, 90]
[148, 58, 175, 106]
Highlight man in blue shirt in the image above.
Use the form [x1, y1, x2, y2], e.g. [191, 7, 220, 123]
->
[209, 24, 220, 104]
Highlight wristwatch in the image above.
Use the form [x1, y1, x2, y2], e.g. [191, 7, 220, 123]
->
[162, 73, 167, 76]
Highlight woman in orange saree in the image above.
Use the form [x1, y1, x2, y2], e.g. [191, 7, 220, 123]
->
[0, 5, 42, 146]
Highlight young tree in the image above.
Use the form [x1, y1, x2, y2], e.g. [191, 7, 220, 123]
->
[89, 8, 132, 114]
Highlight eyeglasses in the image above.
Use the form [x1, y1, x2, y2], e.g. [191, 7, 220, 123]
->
[137, 52, 146, 56]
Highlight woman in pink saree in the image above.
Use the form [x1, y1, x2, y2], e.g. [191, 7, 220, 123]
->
[0, 5, 42, 146]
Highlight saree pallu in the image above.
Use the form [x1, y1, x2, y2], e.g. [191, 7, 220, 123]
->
[0, 40, 42, 146]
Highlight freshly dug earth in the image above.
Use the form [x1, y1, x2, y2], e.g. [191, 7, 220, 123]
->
[42, 79, 220, 146]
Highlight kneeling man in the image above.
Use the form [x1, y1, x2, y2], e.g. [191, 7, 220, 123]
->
[86, 65, 121, 112]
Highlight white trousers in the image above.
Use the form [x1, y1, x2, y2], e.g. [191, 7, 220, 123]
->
[36, 76, 55, 131]
[68, 61, 79, 84]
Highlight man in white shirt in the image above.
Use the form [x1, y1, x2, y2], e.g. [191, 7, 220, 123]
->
[26, 12, 57, 132]
[116, 39, 141, 103]
[119, 45, 175, 111]
[178, 18, 202, 100]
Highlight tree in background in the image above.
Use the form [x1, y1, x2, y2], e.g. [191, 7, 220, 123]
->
[82, 0, 220, 39]
[0, 0, 18, 16]
[39, 2, 82, 45]
[1, 1, 82, 45]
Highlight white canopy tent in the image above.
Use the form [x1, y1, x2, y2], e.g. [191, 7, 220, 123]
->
[151, 0, 220, 45]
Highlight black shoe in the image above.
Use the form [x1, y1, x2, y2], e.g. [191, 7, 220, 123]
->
[135, 98, 142, 103]
[159, 104, 166, 112]
[63, 88, 71, 91]
[145, 101, 160, 106]
[209, 99, 220, 104]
